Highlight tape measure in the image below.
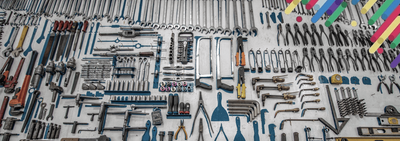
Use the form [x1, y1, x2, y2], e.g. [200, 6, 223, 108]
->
[331, 74, 343, 84]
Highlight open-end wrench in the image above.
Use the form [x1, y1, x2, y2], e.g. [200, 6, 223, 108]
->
[104, 0, 113, 18]
[46, 104, 55, 121]
[194, 0, 202, 31]
[216, 0, 223, 33]
[167, 0, 175, 29]
[97, 0, 105, 20]
[153, 0, 162, 28]
[248, 0, 258, 36]
[107, 0, 116, 21]
[223, 0, 232, 35]
[147, 0, 156, 26]
[233, 0, 242, 35]
[125, 0, 133, 20]
[240, 0, 249, 36]
[174, 0, 181, 29]
[180, 0, 187, 31]
[161, 0, 169, 29]
[88, 0, 97, 20]
[187, 0, 194, 31]
[114, 0, 122, 21]
[208, 0, 216, 34]
[46, 0, 56, 16]
[38, 103, 46, 120]
[201, 0, 209, 33]
[354, 3, 367, 29]
[81, 0, 89, 17]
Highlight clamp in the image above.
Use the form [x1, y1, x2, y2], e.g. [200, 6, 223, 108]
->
[309, 47, 319, 72]
[302, 48, 312, 72]
[377, 75, 390, 94]
[310, 24, 322, 46]
[319, 25, 331, 46]
[327, 48, 340, 72]
[389, 75, 400, 94]
[285, 24, 295, 46]
[277, 24, 286, 46]
[345, 49, 359, 71]
[293, 23, 304, 46]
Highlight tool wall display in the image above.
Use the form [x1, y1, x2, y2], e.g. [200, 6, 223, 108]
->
[0, 0, 399, 140]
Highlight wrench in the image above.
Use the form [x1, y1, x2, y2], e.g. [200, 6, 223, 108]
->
[114, 0, 122, 21]
[209, 0, 216, 34]
[248, 0, 258, 36]
[187, 0, 194, 31]
[125, 0, 133, 19]
[223, 0, 232, 35]
[240, 0, 248, 35]
[174, 0, 181, 29]
[108, 0, 116, 21]
[147, 0, 156, 26]
[233, 0, 241, 35]
[167, 0, 175, 29]
[354, 2, 367, 29]
[180, 0, 187, 31]
[38, 103, 47, 120]
[194, 0, 201, 31]
[201, 0, 209, 33]
[161, 0, 169, 29]
[216, 0, 223, 32]
[46, 104, 55, 121]
[153, 0, 162, 28]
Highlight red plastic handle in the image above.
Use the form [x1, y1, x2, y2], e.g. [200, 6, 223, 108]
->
[82, 21, 89, 32]
[52, 21, 59, 32]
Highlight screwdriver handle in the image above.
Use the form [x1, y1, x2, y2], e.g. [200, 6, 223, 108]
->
[240, 52, 246, 66]
[184, 103, 190, 114]
[52, 21, 59, 32]
[77, 22, 83, 30]
[167, 94, 173, 115]
[179, 102, 184, 114]
[62, 21, 69, 31]
[82, 21, 88, 32]
[67, 21, 73, 31]
[173, 94, 179, 114]
[57, 21, 64, 31]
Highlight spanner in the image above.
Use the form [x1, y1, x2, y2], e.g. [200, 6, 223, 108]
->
[201, 0, 209, 33]
[187, 0, 194, 31]
[153, 0, 162, 28]
[167, 0, 175, 29]
[180, 0, 187, 31]
[233, 0, 242, 35]
[216, 0, 223, 32]
[209, 0, 216, 33]
[38, 103, 47, 120]
[194, 0, 201, 31]
[46, 104, 55, 121]
[147, 0, 156, 26]
[174, 0, 181, 29]
[240, 0, 249, 35]
[248, 0, 258, 36]
[161, 0, 169, 29]
[223, 0, 232, 35]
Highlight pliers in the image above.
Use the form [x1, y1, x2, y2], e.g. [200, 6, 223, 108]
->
[302, 48, 312, 72]
[336, 48, 349, 72]
[361, 48, 372, 71]
[319, 48, 330, 72]
[370, 52, 382, 72]
[319, 25, 331, 46]
[388, 50, 400, 70]
[302, 23, 315, 46]
[285, 24, 296, 46]
[352, 30, 360, 47]
[377, 75, 390, 94]
[277, 24, 286, 46]
[235, 36, 246, 66]
[310, 23, 322, 46]
[327, 48, 340, 72]
[198, 118, 204, 141]
[294, 23, 305, 46]
[381, 50, 396, 72]
[335, 24, 349, 47]
[175, 120, 188, 140]
[345, 49, 358, 71]
[375, 52, 390, 72]
[328, 26, 339, 46]
[344, 30, 353, 47]
[389, 75, 400, 94]
[310, 47, 319, 72]
[190, 92, 213, 137]
[353, 49, 366, 71]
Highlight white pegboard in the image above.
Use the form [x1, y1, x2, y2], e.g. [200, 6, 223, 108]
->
[0, 0, 399, 141]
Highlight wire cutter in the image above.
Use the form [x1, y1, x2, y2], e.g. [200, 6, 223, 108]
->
[235, 36, 246, 66]
[294, 23, 304, 46]
[285, 24, 295, 46]
[190, 92, 213, 137]
[389, 75, 400, 94]
[175, 120, 188, 140]
[198, 118, 204, 141]
[377, 75, 390, 94]
[277, 24, 286, 46]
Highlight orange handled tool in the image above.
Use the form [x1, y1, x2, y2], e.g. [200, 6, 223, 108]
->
[236, 37, 246, 66]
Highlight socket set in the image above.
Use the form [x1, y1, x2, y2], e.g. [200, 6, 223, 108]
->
[177, 32, 193, 64]
[159, 81, 193, 92]
[110, 95, 167, 105]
